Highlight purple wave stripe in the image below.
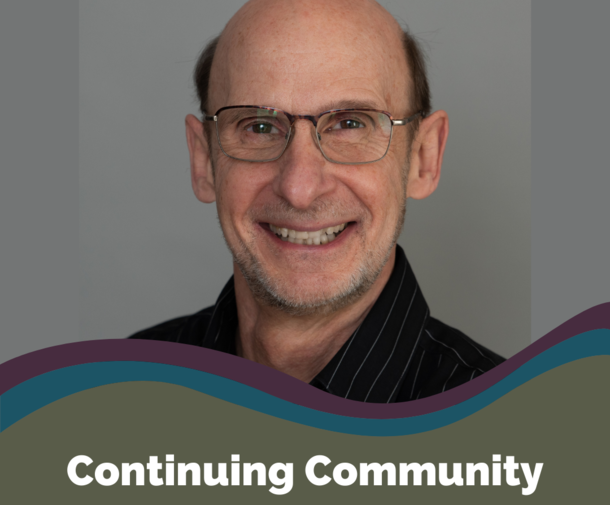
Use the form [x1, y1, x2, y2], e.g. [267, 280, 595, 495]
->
[1, 302, 609, 418]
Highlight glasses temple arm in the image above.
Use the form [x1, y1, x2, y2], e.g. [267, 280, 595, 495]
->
[392, 110, 425, 126]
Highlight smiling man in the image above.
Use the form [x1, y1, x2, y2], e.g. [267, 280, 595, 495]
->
[130, 0, 504, 402]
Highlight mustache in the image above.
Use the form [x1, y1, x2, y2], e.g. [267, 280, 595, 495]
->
[249, 199, 358, 224]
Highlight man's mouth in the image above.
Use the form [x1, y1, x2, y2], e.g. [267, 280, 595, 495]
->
[268, 223, 349, 245]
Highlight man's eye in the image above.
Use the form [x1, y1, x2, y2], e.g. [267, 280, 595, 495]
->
[332, 119, 364, 130]
[247, 123, 277, 134]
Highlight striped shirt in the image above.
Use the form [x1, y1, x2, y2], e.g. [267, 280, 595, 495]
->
[129, 245, 504, 403]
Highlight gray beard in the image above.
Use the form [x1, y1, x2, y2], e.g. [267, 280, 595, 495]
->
[227, 197, 407, 317]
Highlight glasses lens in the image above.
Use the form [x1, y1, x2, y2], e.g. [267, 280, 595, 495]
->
[216, 107, 290, 161]
[317, 110, 392, 163]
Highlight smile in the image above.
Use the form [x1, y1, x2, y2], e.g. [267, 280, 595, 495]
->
[268, 223, 348, 245]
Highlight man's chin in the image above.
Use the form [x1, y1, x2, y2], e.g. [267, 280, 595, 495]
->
[231, 230, 399, 317]
[250, 283, 369, 317]
[237, 264, 380, 317]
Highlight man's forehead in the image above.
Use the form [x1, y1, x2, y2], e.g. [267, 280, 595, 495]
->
[208, 0, 409, 113]
[222, 0, 403, 44]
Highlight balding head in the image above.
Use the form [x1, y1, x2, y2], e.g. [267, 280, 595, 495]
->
[214, 0, 406, 113]
[194, 0, 430, 124]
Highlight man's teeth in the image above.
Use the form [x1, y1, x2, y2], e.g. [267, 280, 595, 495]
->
[269, 223, 347, 245]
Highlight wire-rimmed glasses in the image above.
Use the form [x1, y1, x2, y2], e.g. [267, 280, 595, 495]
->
[204, 106, 423, 165]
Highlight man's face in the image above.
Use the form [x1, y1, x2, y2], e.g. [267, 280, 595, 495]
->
[204, 0, 412, 314]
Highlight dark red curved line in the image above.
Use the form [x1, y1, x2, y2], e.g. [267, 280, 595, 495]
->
[1, 302, 609, 418]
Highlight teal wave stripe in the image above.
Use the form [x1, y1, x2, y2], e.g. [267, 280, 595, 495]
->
[1, 330, 608, 435]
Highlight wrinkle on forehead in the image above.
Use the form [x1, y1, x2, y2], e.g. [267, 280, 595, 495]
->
[209, 0, 409, 113]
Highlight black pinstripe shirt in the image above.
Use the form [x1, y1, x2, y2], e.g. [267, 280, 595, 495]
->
[129, 246, 504, 403]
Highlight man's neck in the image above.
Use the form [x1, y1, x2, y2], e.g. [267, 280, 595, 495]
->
[233, 248, 396, 383]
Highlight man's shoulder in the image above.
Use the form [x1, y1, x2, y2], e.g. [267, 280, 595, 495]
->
[127, 306, 215, 344]
[424, 316, 506, 371]
[393, 316, 506, 402]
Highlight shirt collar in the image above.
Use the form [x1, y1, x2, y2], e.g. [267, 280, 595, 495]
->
[199, 245, 429, 403]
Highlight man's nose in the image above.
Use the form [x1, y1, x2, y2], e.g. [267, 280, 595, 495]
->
[272, 122, 337, 210]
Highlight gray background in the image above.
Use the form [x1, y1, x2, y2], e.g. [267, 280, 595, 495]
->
[531, 0, 610, 339]
[78, 0, 531, 360]
[2, 0, 608, 364]
[1, 1, 78, 363]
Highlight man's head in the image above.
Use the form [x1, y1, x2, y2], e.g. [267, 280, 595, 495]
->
[185, 0, 448, 315]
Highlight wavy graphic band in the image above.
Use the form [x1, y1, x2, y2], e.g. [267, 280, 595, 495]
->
[0, 303, 609, 435]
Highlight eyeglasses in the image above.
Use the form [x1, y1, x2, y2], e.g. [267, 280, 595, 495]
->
[204, 106, 424, 165]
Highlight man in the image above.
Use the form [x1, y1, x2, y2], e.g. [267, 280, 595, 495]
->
[131, 0, 504, 402]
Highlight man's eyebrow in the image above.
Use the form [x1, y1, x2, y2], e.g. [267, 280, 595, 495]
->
[316, 99, 387, 113]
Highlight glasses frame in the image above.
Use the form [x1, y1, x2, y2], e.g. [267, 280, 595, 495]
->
[204, 105, 424, 165]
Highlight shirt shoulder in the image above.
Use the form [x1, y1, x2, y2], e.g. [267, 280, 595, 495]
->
[423, 316, 506, 371]
[393, 316, 506, 402]
[127, 305, 215, 345]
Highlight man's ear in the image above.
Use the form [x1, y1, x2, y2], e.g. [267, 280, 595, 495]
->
[406, 110, 449, 200]
[185, 114, 216, 203]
